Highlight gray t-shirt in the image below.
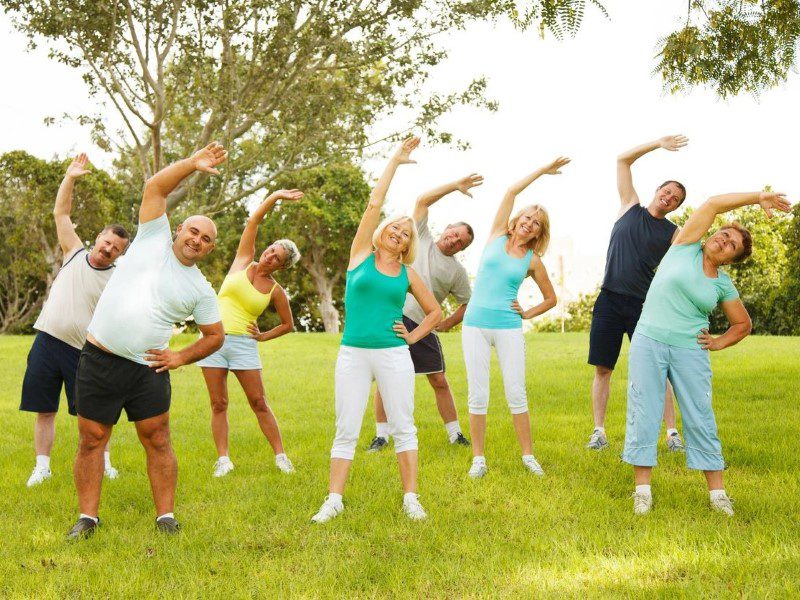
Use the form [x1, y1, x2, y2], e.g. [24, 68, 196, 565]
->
[403, 216, 472, 324]
[34, 248, 115, 350]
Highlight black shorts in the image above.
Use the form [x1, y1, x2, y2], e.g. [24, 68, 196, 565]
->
[20, 331, 81, 415]
[588, 289, 644, 370]
[404, 316, 445, 375]
[75, 342, 171, 425]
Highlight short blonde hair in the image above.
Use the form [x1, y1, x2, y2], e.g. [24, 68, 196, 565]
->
[508, 204, 550, 256]
[372, 215, 419, 265]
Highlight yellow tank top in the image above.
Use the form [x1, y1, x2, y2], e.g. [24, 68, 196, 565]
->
[217, 265, 275, 335]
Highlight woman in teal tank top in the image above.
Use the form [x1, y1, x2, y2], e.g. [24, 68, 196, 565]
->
[462, 157, 568, 480]
[623, 190, 791, 517]
[198, 189, 303, 478]
[312, 137, 442, 524]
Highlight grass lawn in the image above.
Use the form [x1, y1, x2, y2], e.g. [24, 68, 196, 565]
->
[0, 332, 798, 598]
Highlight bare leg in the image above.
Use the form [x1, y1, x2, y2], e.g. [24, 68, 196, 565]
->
[232, 369, 284, 455]
[592, 366, 613, 428]
[202, 367, 230, 457]
[374, 388, 388, 426]
[469, 414, 487, 457]
[396, 450, 418, 493]
[704, 470, 724, 491]
[427, 372, 458, 424]
[135, 413, 176, 517]
[634, 465, 652, 486]
[511, 411, 533, 455]
[74, 417, 113, 516]
[662, 380, 677, 431]
[329, 458, 352, 494]
[34, 412, 57, 457]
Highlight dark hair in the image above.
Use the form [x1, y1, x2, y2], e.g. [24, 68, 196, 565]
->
[657, 180, 687, 205]
[446, 221, 474, 242]
[719, 221, 753, 263]
[101, 224, 131, 241]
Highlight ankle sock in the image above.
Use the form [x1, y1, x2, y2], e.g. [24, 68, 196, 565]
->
[103, 451, 112, 469]
[403, 492, 418, 504]
[666, 428, 678, 438]
[444, 421, 461, 442]
[594, 426, 605, 434]
[156, 512, 175, 522]
[375, 423, 389, 440]
[36, 455, 51, 470]
[709, 489, 727, 501]
[635, 484, 652, 496]
[327, 493, 343, 506]
[472, 455, 486, 465]
[79, 513, 99, 523]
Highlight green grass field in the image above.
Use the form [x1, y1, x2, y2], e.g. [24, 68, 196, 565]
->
[0, 332, 798, 598]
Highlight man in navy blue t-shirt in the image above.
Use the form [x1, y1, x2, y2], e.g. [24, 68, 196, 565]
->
[587, 135, 688, 451]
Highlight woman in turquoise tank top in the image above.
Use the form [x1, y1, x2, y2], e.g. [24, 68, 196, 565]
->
[198, 189, 303, 478]
[623, 190, 791, 517]
[462, 157, 568, 480]
[312, 137, 442, 524]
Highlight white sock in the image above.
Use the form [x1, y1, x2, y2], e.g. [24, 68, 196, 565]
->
[521, 454, 535, 462]
[218, 455, 231, 462]
[36, 455, 50, 470]
[375, 422, 389, 440]
[472, 455, 486, 465]
[156, 512, 175, 522]
[327, 493, 343, 506]
[594, 426, 605, 434]
[666, 428, 678, 437]
[709, 489, 727, 501]
[104, 451, 112, 469]
[403, 492, 418, 504]
[444, 421, 461, 442]
[635, 484, 652, 496]
[79, 513, 99, 523]
[275, 453, 287, 461]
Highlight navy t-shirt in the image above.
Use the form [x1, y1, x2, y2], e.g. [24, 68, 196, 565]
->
[601, 204, 677, 300]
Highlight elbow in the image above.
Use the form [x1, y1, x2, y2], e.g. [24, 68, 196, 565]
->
[211, 334, 225, 353]
[285, 322, 296, 334]
[547, 295, 558, 311]
[742, 317, 753, 337]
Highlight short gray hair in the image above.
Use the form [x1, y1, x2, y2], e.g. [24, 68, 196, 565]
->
[274, 239, 301, 268]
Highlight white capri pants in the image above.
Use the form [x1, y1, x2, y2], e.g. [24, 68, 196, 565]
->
[462, 325, 528, 415]
[331, 345, 417, 460]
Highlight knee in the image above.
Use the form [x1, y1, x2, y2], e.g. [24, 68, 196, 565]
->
[37, 412, 57, 424]
[595, 366, 613, 379]
[247, 394, 269, 414]
[78, 428, 106, 453]
[468, 394, 488, 415]
[210, 395, 229, 414]
[428, 373, 449, 391]
[143, 427, 172, 453]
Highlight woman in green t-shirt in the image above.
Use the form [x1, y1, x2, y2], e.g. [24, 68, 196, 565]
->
[623, 190, 791, 517]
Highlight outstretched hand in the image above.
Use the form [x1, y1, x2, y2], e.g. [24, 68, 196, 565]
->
[65, 153, 91, 179]
[393, 136, 420, 165]
[541, 156, 571, 175]
[758, 191, 792, 218]
[192, 142, 228, 175]
[658, 134, 689, 152]
[456, 173, 484, 197]
[269, 189, 304, 203]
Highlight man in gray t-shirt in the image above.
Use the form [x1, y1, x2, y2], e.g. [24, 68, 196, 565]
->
[368, 174, 482, 450]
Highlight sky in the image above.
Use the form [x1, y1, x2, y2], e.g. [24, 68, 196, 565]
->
[2, 1, 798, 309]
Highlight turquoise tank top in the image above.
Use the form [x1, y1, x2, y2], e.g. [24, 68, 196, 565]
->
[341, 254, 409, 348]
[464, 235, 533, 329]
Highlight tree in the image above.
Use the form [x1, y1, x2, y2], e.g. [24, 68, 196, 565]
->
[775, 202, 800, 335]
[534, 288, 598, 332]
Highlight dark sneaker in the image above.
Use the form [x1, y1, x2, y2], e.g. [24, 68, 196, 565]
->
[586, 429, 608, 450]
[366, 436, 389, 453]
[451, 432, 471, 446]
[67, 517, 100, 541]
[666, 432, 685, 452]
[156, 517, 181, 534]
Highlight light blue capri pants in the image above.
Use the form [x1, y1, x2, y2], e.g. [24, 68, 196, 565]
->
[622, 332, 724, 471]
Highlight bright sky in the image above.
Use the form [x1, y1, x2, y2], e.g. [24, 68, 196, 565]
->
[2, 1, 798, 303]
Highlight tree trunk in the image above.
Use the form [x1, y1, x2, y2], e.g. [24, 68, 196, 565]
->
[304, 255, 342, 333]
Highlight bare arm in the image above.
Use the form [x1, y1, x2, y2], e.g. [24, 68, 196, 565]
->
[435, 303, 467, 332]
[697, 300, 752, 351]
[489, 157, 570, 240]
[349, 137, 419, 269]
[412, 174, 483, 222]
[246, 285, 295, 342]
[140, 142, 227, 224]
[512, 255, 557, 320]
[617, 135, 688, 214]
[674, 191, 791, 246]
[54, 154, 92, 256]
[144, 321, 225, 373]
[394, 268, 442, 344]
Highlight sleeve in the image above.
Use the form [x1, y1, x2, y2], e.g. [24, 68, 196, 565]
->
[192, 284, 222, 325]
[416, 215, 432, 243]
[719, 275, 740, 303]
[450, 265, 472, 304]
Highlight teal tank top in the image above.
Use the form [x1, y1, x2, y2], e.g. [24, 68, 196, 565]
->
[341, 254, 409, 348]
[464, 235, 533, 329]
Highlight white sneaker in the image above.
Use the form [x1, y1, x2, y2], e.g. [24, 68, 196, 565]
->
[403, 495, 427, 521]
[26, 466, 52, 487]
[468, 458, 488, 479]
[212, 457, 235, 478]
[275, 454, 295, 474]
[311, 496, 343, 524]
[633, 491, 653, 515]
[710, 494, 734, 517]
[104, 465, 120, 479]
[522, 455, 545, 476]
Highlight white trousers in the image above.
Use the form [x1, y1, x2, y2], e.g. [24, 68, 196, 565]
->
[331, 345, 417, 460]
[462, 326, 528, 415]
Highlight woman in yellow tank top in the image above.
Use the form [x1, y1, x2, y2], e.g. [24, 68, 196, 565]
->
[197, 189, 303, 478]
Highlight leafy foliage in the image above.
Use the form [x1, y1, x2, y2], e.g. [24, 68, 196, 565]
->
[534, 288, 599, 332]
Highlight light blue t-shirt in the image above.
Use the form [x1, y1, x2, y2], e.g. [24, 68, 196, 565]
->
[636, 242, 739, 349]
[88, 215, 220, 364]
[463, 235, 533, 329]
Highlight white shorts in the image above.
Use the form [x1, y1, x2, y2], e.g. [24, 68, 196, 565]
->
[197, 335, 262, 371]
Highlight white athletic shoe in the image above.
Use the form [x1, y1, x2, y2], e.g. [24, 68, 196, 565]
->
[468, 458, 488, 479]
[26, 466, 52, 487]
[403, 495, 427, 521]
[311, 496, 343, 524]
[275, 454, 295, 474]
[104, 465, 120, 479]
[710, 494, 735, 517]
[212, 457, 235, 478]
[522, 455, 545, 476]
[633, 491, 653, 515]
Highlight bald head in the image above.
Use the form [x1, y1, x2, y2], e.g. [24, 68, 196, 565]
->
[182, 214, 218, 239]
[173, 214, 217, 265]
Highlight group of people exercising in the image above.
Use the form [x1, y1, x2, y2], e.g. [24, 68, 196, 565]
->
[19, 135, 791, 537]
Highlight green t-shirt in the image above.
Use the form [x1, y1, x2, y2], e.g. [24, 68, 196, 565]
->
[636, 242, 739, 349]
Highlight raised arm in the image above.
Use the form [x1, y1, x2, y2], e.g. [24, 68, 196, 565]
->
[230, 189, 304, 272]
[412, 173, 483, 222]
[246, 286, 296, 342]
[140, 142, 227, 224]
[393, 268, 443, 343]
[674, 191, 791, 246]
[617, 135, 688, 211]
[53, 154, 92, 256]
[511, 255, 557, 320]
[349, 137, 419, 268]
[489, 157, 570, 240]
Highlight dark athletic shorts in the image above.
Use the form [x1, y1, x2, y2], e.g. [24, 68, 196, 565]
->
[588, 289, 644, 370]
[404, 316, 445, 375]
[75, 342, 171, 425]
[20, 331, 81, 415]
